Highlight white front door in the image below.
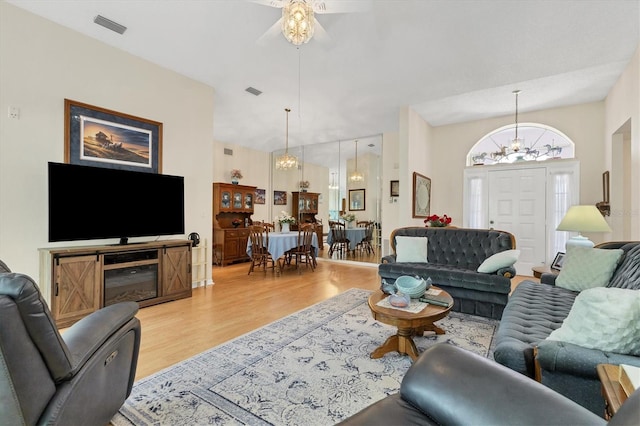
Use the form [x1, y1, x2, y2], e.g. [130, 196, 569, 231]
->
[488, 168, 546, 275]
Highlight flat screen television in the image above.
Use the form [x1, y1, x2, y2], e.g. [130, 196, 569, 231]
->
[48, 162, 184, 243]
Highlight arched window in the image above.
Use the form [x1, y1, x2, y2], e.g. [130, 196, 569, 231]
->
[467, 123, 575, 166]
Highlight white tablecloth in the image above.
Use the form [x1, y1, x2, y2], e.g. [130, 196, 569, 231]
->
[326, 228, 366, 251]
[246, 232, 319, 261]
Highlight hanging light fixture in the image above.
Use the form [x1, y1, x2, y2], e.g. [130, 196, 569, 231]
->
[282, 0, 315, 45]
[510, 90, 523, 152]
[350, 140, 364, 182]
[328, 172, 339, 190]
[275, 108, 298, 170]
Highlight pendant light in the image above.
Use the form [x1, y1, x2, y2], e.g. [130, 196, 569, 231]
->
[349, 140, 364, 182]
[275, 108, 298, 170]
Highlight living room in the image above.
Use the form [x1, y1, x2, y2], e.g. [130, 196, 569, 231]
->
[1, 1, 639, 424]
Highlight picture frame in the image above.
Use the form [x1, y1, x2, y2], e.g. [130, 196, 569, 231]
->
[255, 188, 266, 204]
[412, 172, 431, 218]
[273, 190, 287, 205]
[551, 252, 566, 270]
[65, 99, 162, 173]
[349, 189, 365, 211]
[390, 180, 399, 197]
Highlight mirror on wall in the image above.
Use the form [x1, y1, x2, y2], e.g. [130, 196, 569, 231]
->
[271, 136, 382, 261]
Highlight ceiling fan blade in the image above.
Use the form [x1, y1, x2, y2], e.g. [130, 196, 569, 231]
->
[314, 0, 372, 14]
[257, 17, 283, 45]
[248, 0, 286, 8]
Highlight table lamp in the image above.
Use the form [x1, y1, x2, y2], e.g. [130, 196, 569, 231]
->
[556, 205, 612, 248]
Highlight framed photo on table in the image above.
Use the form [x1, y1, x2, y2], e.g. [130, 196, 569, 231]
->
[551, 252, 566, 270]
[64, 99, 162, 173]
[349, 189, 365, 211]
[412, 172, 431, 218]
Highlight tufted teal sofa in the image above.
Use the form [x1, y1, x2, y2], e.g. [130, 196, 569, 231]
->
[378, 227, 516, 319]
[494, 241, 640, 415]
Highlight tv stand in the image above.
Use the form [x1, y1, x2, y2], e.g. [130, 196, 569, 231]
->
[39, 240, 192, 328]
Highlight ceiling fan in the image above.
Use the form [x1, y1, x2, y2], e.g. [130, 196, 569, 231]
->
[251, 0, 369, 45]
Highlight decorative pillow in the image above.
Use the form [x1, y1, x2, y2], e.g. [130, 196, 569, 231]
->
[477, 249, 520, 273]
[546, 287, 640, 356]
[556, 247, 624, 291]
[395, 236, 428, 263]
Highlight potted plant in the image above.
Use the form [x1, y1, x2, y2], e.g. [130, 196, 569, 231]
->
[275, 211, 295, 233]
[424, 214, 452, 227]
[341, 213, 356, 228]
[230, 169, 243, 185]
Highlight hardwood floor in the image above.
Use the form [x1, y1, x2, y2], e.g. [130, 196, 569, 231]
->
[133, 252, 533, 380]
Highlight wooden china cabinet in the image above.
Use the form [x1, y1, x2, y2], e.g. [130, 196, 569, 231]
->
[213, 182, 256, 266]
[291, 191, 323, 249]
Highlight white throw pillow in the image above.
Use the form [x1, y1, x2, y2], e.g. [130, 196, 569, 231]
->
[555, 247, 623, 291]
[477, 249, 521, 273]
[546, 287, 640, 356]
[395, 236, 428, 263]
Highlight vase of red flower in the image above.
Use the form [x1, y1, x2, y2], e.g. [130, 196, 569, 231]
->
[424, 214, 451, 227]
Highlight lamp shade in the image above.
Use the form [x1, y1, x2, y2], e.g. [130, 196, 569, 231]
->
[556, 205, 612, 233]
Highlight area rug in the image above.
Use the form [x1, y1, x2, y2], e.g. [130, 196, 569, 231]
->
[112, 288, 498, 426]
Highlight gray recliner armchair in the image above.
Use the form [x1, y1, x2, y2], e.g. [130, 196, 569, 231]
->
[0, 261, 141, 425]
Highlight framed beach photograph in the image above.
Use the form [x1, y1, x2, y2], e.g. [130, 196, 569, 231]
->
[274, 190, 287, 205]
[412, 172, 431, 218]
[390, 180, 399, 197]
[255, 188, 266, 204]
[349, 189, 365, 211]
[551, 252, 566, 270]
[65, 99, 162, 173]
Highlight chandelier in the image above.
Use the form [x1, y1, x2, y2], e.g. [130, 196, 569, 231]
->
[328, 172, 339, 190]
[471, 90, 563, 165]
[275, 108, 299, 170]
[350, 140, 364, 182]
[282, 0, 315, 45]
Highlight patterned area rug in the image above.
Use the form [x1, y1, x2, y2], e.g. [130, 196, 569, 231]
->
[112, 288, 498, 426]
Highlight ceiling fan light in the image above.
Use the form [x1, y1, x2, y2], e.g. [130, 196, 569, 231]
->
[282, 0, 315, 45]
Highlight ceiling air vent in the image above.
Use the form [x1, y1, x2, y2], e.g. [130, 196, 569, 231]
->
[93, 15, 127, 34]
[245, 87, 262, 96]
[224, 148, 233, 156]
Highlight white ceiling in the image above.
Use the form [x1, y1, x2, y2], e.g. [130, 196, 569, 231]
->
[7, 0, 639, 155]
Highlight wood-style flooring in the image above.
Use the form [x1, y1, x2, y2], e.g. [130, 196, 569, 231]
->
[133, 247, 531, 380]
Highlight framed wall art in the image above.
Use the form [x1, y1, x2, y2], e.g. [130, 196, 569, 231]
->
[349, 189, 365, 211]
[412, 172, 431, 218]
[274, 190, 287, 205]
[255, 188, 266, 204]
[551, 252, 566, 270]
[64, 99, 162, 173]
[390, 180, 399, 197]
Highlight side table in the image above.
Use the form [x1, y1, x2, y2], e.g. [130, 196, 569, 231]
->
[597, 364, 628, 419]
[531, 265, 559, 279]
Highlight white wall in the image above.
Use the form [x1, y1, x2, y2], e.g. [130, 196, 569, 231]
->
[0, 3, 214, 280]
[605, 44, 640, 239]
[429, 102, 606, 230]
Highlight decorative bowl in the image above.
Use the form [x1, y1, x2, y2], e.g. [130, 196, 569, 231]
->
[395, 275, 429, 299]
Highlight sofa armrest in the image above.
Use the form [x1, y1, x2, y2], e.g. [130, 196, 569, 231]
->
[536, 340, 640, 378]
[62, 301, 139, 377]
[398, 344, 601, 425]
[540, 272, 559, 285]
[381, 255, 396, 264]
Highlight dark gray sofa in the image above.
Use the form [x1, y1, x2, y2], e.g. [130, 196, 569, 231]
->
[339, 343, 640, 425]
[494, 241, 640, 415]
[378, 227, 516, 319]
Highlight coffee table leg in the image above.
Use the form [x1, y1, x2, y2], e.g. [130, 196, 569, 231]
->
[371, 328, 420, 361]
[423, 323, 446, 335]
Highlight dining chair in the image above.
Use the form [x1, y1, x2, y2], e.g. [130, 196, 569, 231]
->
[355, 221, 375, 255]
[328, 221, 350, 258]
[248, 225, 275, 274]
[285, 223, 316, 273]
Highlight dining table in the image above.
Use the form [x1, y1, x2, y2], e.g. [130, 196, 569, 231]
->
[246, 231, 319, 273]
[326, 227, 366, 252]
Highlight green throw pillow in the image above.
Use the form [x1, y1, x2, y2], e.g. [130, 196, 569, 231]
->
[477, 249, 520, 273]
[395, 236, 428, 263]
[555, 247, 623, 291]
[546, 287, 640, 356]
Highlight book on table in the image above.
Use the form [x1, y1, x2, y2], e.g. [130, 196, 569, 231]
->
[619, 364, 640, 397]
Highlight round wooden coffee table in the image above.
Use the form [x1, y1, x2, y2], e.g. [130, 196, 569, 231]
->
[368, 288, 453, 361]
